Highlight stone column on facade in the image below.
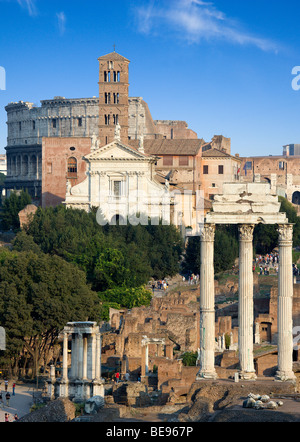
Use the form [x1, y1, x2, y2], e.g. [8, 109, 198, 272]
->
[95, 333, 101, 380]
[275, 224, 296, 382]
[71, 334, 77, 379]
[90, 333, 96, 380]
[197, 223, 218, 380]
[77, 332, 83, 379]
[92, 332, 104, 397]
[238, 224, 257, 380]
[82, 336, 88, 380]
[62, 331, 68, 381]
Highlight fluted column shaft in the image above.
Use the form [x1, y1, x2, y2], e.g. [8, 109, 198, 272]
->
[238, 224, 256, 380]
[95, 333, 101, 380]
[276, 224, 296, 382]
[62, 331, 68, 381]
[197, 224, 217, 380]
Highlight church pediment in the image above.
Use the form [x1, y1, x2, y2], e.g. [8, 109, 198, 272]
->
[85, 140, 152, 162]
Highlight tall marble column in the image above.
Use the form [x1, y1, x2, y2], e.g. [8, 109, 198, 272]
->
[276, 224, 296, 382]
[95, 333, 101, 380]
[62, 331, 68, 381]
[197, 223, 218, 380]
[77, 332, 83, 379]
[238, 224, 256, 380]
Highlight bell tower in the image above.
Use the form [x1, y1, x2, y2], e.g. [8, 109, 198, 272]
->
[98, 51, 130, 146]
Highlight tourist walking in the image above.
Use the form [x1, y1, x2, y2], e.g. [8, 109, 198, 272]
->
[115, 372, 120, 384]
[12, 383, 15, 396]
[0, 392, 3, 409]
[4, 413, 9, 422]
[5, 391, 10, 407]
[4, 379, 8, 392]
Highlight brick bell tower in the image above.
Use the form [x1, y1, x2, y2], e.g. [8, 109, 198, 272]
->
[98, 50, 130, 146]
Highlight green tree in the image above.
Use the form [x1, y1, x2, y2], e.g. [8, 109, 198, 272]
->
[1, 190, 32, 231]
[0, 249, 100, 378]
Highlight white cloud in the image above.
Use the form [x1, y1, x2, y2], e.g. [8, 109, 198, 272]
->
[57, 11, 66, 36]
[17, 0, 37, 16]
[135, 0, 279, 53]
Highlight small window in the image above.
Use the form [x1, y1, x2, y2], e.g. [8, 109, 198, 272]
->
[209, 194, 215, 201]
[163, 156, 173, 166]
[203, 165, 209, 175]
[19, 122, 22, 131]
[212, 183, 216, 188]
[52, 119, 57, 129]
[279, 161, 285, 170]
[179, 156, 189, 166]
[67, 157, 77, 178]
[105, 115, 110, 126]
[218, 165, 224, 175]
[104, 71, 110, 82]
[113, 181, 122, 197]
[33, 121, 36, 130]
[78, 118, 82, 127]
[47, 163, 52, 174]
[70, 147, 76, 152]
[245, 161, 252, 170]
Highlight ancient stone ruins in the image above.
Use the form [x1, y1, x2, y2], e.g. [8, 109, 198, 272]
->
[44, 182, 299, 414]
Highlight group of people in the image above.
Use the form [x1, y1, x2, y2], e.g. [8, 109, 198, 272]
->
[152, 280, 169, 292]
[183, 274, 199, 285]
[255, 252, 280, 276]
[0, 379, 17, 422]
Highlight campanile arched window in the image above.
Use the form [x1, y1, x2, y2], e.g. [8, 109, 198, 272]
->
[67, 157, 77, 178]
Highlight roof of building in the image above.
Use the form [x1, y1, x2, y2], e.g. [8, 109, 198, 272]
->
[98, 52, 130, 62]
[128, 139, 205, 156]
[202, 148, 241, 161]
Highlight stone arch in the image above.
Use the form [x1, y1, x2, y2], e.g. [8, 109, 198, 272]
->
[30, 154, 37, 177]
[292, 191, 300, 206]
[22, 154, 29, 176]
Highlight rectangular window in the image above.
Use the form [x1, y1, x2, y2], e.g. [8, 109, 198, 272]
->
[218, 165, 224, 175]
[113, 181, 122, 197]
[179, 156, 189, 166]
[163, 156, 173, 166]
[203, 165, 209, 175]
[78, 118, 82, 127]
[52, 119, 57, 128]
[47, 163, 52, 174]
[279, 161, 285, 170]
[33, 121, 36, 130]
[245, 161, 252, 170]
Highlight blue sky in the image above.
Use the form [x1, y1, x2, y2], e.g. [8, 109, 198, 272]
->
[0, 0, 300, 156]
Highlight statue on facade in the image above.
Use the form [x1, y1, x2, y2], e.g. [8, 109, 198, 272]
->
[114, 123, 121, 141]
[66, 179, 72, 196]
[139, 135, 145, 153]
[91, 133, 99, 150]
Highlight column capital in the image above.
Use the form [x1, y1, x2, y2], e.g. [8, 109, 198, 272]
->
[200, 223, 215, 242]
[277, 224, 294, 244]
[238, 224, 254, 242]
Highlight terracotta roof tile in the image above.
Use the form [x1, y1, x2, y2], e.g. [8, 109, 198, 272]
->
[128, 139, 205, 156]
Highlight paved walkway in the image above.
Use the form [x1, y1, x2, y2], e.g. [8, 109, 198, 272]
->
[0, 382, 37, 422]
